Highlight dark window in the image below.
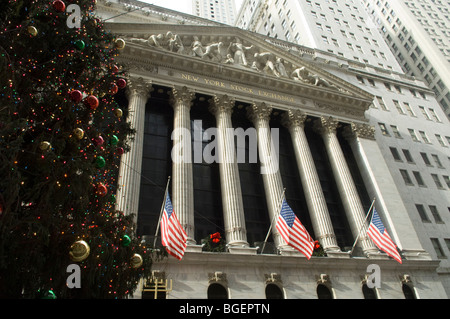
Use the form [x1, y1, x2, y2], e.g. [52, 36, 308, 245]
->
[402, 284, 416, 299]
[208, 283, 228, 299]
[362, 284, 377, 299]
[265, 283, 284, 299]
[191, 95, 224, 242]
[137, 86, 173, 238]
[304, 120, 353, 249]
[232, 105, 271, 247]
[317, 284, 333, 299]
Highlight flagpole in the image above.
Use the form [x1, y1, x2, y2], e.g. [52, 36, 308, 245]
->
[261, 188, 286, 254]
[348, 198, 376, 256]
[153, 176, 171, 248]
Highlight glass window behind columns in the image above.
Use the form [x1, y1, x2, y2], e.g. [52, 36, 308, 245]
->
[232, 104, 271, 249]
[270, 113, 314, 238]
[191, 95, 224, 242]
[137, 86, 173, 239]
[304, 120, 353, 250]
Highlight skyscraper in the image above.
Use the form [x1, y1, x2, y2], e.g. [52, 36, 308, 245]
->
[361, 0, 450, 119]
[192, 0, 238, 24]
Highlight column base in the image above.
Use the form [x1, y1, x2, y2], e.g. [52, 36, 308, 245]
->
[185, 244, 204, 253]
[228, 246, 259, 255]
[279, 245, 305, 257]
[326, 250, 351, 259]
[402, 249, 432, 261]
[366, 251, 391, 260]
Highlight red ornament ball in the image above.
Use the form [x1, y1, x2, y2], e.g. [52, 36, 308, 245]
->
[116, 147, 124, 155]
[93, 135, 104, 146]
[112, 65, 119, 73]
[96, 183, 108, 197]
[85, 95, 99, 110]
[117, 78, 127, 89]
[52, 0, 66, 12]
[69, 90, 83, 103]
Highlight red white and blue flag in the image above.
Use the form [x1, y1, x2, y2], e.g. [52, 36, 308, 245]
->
[367, 208, 402, 264]
[161, 193, 187, 260]
[276, 199, 315, 259]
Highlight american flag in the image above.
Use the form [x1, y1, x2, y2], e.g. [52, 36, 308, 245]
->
[367, 208, 402, 264]
[276, 199, 315, 259]
[161, 192, 187, 260]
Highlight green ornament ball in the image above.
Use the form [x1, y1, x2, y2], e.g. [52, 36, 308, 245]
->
[74, 39, 85, 50]
[122, 235, 131, 247]
[95, 156, 106, 168]
[110, 135, 119, 146]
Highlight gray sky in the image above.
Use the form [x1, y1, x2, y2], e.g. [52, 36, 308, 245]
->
[140, 0, 244, 15]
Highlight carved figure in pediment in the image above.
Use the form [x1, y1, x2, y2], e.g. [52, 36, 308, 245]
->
[190, 36, 204, 57]
[202, 42, 224, 62]
[129, 33, 163, 47]
[291, 67, 338, 89]
[224, 54, 234, 64]
[275, 58, 288, 78]
[148, 33, 165, 48]
[227, 38, 253, 67]
[166, 31, 184, 54]
[251, 52, 280, 77]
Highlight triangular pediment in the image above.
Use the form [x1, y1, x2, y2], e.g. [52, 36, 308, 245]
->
[102, 14, 374, 120]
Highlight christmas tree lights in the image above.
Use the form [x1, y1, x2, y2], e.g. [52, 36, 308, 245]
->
[0, 0, 164, 298]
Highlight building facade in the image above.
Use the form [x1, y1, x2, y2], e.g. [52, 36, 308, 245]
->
[97, 0, 449, 298]
[361, 0, 450, 119]
[192, 0, 238, 25]
[235, 0, 450, 296]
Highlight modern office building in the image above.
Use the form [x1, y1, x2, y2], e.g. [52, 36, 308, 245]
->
[360, 0, 450, 119]
[96, 0, 450, 298]
[192, 0, 238, 25]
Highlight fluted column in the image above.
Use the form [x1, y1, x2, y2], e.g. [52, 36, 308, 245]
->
[169, 86, 196, 245]
[247, 102, 287, 251]
[315, 117, 378, 255]
[116, 77, 152, 224]
[281, 110, 340, 252]
[209, 95, 249, 249]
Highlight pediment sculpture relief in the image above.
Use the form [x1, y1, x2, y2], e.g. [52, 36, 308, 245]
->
[127, 32, 344, 92]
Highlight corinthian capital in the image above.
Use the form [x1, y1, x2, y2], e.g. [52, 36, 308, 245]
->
[208, 94, 235, 116]
[345, 122, 376, 140]
[126, 77, 153, 99]
[281, 109, 307, 129]
[246, 102, 272, 125]
[169, 86, 195, 108]
[314, 116, 339, 135]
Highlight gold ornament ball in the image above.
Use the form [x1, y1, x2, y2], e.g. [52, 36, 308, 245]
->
[130, 253, 143, 268]
[39, 141, 51, 151]
[27, 26, 38, 36]
[69, 240, 90, 262]
[115, 38, 126, 50]
[73, 128, 84, 140]
[114, 108, 123, 118]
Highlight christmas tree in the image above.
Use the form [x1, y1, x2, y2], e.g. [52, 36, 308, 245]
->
[0, 0, 162, 298]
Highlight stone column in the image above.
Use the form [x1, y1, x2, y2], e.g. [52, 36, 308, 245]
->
[344, 123, 431, 260]
[281, 110, 341, 253]
[247, 102, 290, 252]
[209, 95, 253, 253]
[116, 77, 152, 224]
[315, 117, 378, 255]
[169, 86, 196, 246]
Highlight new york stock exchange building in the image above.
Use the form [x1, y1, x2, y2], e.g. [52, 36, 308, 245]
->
[96, 0, 449, 299]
